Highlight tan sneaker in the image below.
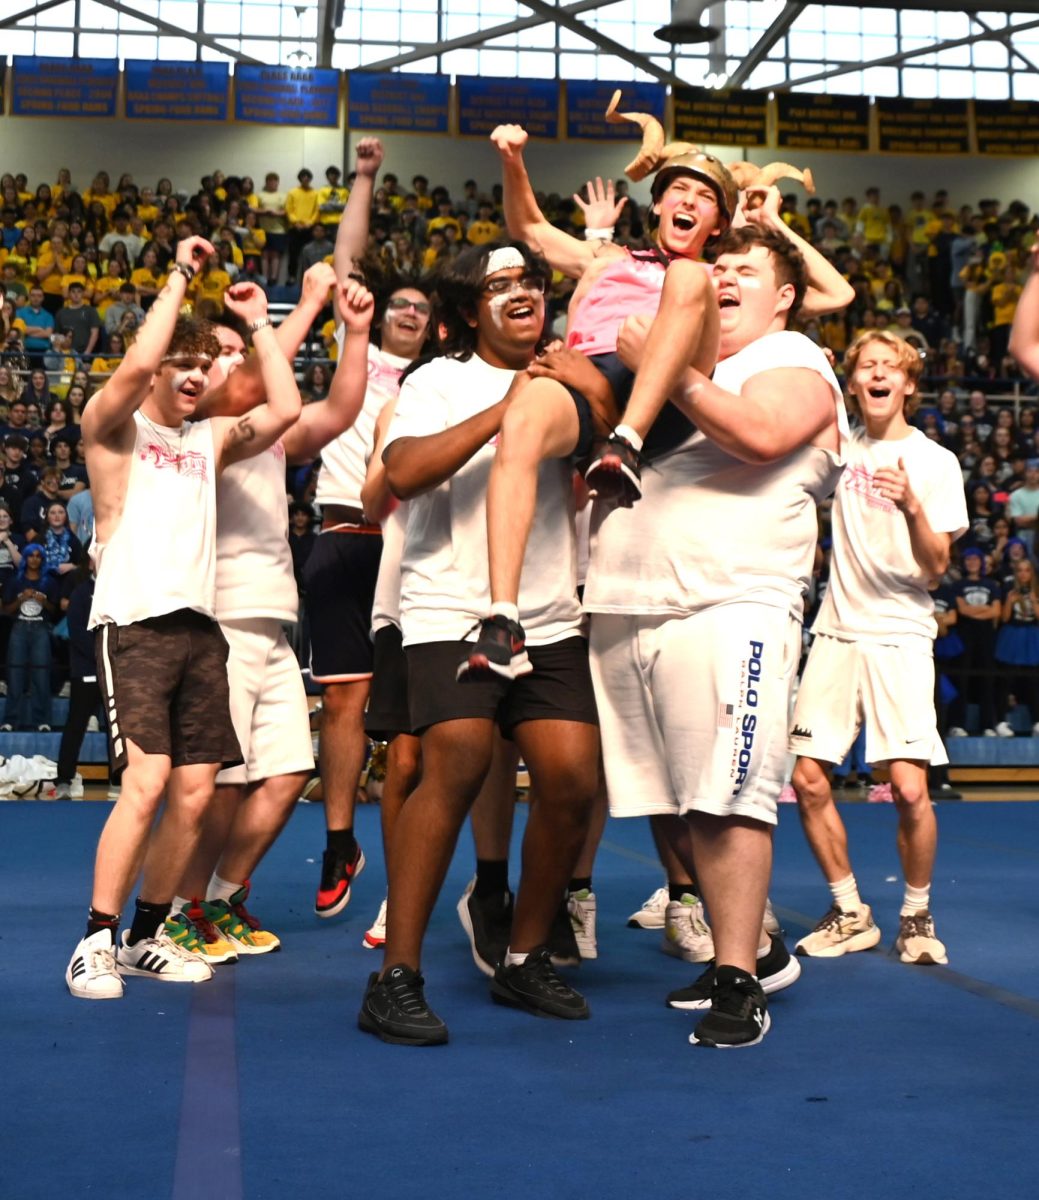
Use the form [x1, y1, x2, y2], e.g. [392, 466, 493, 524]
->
[662, 894, 715, 963]
[795, 903, 882, 957]
[895, 910, 948, 965]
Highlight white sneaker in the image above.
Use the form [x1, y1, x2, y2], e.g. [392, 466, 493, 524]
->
[795, 903, 882, 957]
[983, 728, 999, 738]
[626, 885, 668, 929]
[54, 781, 72, 800]
[567, 889, 598, 960]
[995, 721, 1015, 738]
[662, 894, 715, 963]
[947, 727, 968, 738]
[362, 896, 387, 949]
[895, 909, 948, 965]
[67, 930, 124, 999]
[116, 927, 213, 982]
[763, 897, 783, 936]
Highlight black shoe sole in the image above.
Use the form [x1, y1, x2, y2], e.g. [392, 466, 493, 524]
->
[489, 977, 590, 1020]
[357, 1008, 449, 1046]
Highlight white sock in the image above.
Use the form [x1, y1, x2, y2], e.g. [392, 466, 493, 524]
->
[901, 883, 931, 917]
[171, 895, 191, 915]
[504, 948, 528, 967]
[490, 601, 520, 624]
[207, 874, 241, 904]
[613, 423, 644, 452]
[829, 873, 862, 913]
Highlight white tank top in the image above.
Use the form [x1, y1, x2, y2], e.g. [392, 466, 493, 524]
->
[584, 332, 848, 621]
[89, 411, 218, 628]
[371, 500, 407, 635]
[215, 440, 297, 623]
[316, 339, 409, 510]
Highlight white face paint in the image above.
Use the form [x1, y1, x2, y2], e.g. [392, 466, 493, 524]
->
[168, 369, 194, 393]
[209, 351, 244, 387]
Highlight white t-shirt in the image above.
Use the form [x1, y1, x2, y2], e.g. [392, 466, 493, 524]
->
[384, 353, 583, 647]
[814, 426, 969, 646]
[585, 330, 847, 621]
[371, 500, 407, 634]
[316, 339, 409, 511]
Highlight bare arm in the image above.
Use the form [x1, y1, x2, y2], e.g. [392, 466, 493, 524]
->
[334, 137, 382, 288]
[492, 124, 597, 278]
[361, 399, 399, 525]
[742, 187, 855, 317]
[275, 262, 336, 360]
[282, 279, 375, 462]
[80, 236, 214, 444]
[215, 284, 302, 468]
[1009, 244, 1039, 377]
[873, 457, 952, 579]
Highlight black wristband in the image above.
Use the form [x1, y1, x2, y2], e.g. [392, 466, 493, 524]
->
[170, 261, 196, 283]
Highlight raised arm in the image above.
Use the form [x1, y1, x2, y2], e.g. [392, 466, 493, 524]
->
[281, 279, 374, 462]
[1009, 243, 1039, 378]
[214, 283, 302, 468]
[275, 261, 337, 360]
[81, 236, 213, 443]
[742, 187, 855, 317]
[334, 137, 382, 288]
[491, 124, 597, 278]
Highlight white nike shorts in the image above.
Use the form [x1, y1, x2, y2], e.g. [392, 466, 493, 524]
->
[216, 617, 315, 785]
[789, 632, 948, 767]
[589, 603, 801, 827]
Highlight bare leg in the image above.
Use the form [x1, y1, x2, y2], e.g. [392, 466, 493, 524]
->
[888, 760, 937, 888]
[178, 782, 242, 900]
[469, 734, 519, 860]
[320, 679, 370, 834]
[572, 768, 608, 879]
[686, 812, 771, 974]
[619, 260, 719, 440]
[378, 733, 422, 864]
[650, 812, 697, 887]
[91, 740, 171, 913]
[509, 720, 599, 953]
[382, 719, 495, 972]
[792, 755, 852, 883]
[139, 762, 222, 904]
[217, 770, 311, 883]
[487, 382, 581, 607]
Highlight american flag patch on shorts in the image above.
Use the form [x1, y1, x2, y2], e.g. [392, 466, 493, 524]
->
[717, 703, 735, 729]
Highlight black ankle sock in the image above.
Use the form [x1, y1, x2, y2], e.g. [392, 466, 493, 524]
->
[86, 907, 120, 941]
[668, 882, 695, 902]
[569, 876, 593, 895]
[473, 858, 510, 897]
[327, 827, 356, 858]
[127, 898, 171, 946]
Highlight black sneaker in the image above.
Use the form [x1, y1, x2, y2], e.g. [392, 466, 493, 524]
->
[490, 947, 590, 1020]
[456, 879, 514, 978]
[689, 965, 770, 1048]
[584, 434, 645, 508]
[314, 843, 365, 918]
[668, 934, 801, 1010]
[547, 893, 581, 967]
[357, 965, 449, 1046]
[457, 615, 533, 681]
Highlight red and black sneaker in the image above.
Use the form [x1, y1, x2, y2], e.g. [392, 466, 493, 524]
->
[456, 615, 533, 682]
[315, 844, 366, 919]
[584, 433, 645, 508]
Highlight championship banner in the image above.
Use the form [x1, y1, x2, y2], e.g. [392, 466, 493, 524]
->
[974, 99, 1039, 156]
[235, 65, 339, 127]
[875, 97, 969, 154]
[775, 91, 869, 152]
[124, 60, 229, 121]
[12, 56, 118, 117]
[457, 76, 559, 139]
[347, 72, 449, 133]
[672, 86, 767, 147]
[566, 81, 665, 140]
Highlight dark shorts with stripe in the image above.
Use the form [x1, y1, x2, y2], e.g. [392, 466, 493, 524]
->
[405, 636, 599, 738]
[365, 624, 412, 741]
[96, 609, 242, 780]
[303, 527, 383, 683]
[564, 351, 697, 463]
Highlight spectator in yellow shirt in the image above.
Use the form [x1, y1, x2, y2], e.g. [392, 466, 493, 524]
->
[855, 186, 891, 259]
[426, 199, 462, 239]
[136, 187, 161, 227]
[990, 265, 1023, 363]
[61, 254, 96, 304]
[466, 201, 502, 246]
[34, 234, 72, 310]
[317, 166, 349, 226]
[92, 260, 128, 318]
[129, 246, 167, 309]
[411, 174, 434, 212]
[192, 259, 233, 312]
[285, 169, 321, 282]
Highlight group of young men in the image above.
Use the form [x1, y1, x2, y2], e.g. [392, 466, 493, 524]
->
[65, 114, 973, 1052]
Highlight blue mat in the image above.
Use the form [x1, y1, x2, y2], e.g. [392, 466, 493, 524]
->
[3, 801, 1038, 1199]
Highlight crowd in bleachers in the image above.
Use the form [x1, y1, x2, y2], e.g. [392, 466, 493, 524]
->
[0, 161, 1036, 736]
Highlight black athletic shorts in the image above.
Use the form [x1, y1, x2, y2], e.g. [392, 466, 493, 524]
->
[95, 609, 242, 781]
[564, 351, 697, 462]
[365, 624, 412, 741]
[303, 528, 383, 682]
[405, 636, 599, 737]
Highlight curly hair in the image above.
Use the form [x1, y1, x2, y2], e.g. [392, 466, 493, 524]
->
[166, 315, 220, 362]
[710, 224, 808, 321]
[843, 330, 924, 419]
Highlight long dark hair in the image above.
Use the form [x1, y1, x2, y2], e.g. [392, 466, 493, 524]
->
[434, 239, 551, 362]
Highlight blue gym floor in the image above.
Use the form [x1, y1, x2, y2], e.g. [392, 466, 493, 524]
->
[3, 799, 1038, 1199]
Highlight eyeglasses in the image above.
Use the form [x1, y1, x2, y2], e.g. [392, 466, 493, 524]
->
[386, 297, 431, 316]
[482, 274, 547, 296]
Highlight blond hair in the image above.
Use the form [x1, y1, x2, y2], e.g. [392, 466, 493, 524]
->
[843, 331, 923, 419]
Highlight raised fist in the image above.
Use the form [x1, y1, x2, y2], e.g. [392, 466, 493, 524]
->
[355, 138, 384, 178]
[490, 125, 528, 160]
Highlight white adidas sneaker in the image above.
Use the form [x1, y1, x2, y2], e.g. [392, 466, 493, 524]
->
[66, 930, 124, 1000]
[116, 927, 214, 983]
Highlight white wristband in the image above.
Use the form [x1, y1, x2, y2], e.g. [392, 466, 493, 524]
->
[584, 226, 615, 242]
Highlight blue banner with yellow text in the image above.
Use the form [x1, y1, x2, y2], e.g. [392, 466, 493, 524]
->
[347, 72, 449, 133]
[12, 56, 118, 117]
[235, 65, 339, 127]
[457, 76, 558, 139]
[124, 60, 228, 121]
[566, 81, 665, 140]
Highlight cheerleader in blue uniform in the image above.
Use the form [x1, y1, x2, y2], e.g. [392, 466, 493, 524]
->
[995, 558, 1039, 735]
